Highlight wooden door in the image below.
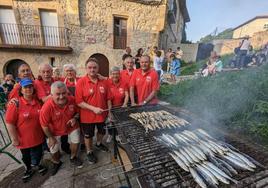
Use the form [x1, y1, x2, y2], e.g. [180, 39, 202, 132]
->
[90, 54, 109, 77]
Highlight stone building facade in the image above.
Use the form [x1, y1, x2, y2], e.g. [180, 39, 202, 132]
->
[0, 0, 189, 78]
[233, 15, 268, 39]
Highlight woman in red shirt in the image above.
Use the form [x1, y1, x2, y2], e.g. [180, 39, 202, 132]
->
[62, 64, 79, 96]
[5, 78, 47, 182]
[106, 66, 129, 143]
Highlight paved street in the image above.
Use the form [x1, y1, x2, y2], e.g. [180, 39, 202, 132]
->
[0, 134, 138, 188]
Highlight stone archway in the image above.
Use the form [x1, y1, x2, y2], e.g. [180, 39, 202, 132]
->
[4, 59, 28, 79]
[90, 53, 109, 77]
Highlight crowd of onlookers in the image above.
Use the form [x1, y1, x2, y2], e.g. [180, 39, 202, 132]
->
[122, 46, 184, 83]
[230, 40, 268, 68]
[201, 36, 268, 77]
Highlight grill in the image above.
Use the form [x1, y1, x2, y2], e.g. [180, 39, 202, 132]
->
[109, 104, 268, 188]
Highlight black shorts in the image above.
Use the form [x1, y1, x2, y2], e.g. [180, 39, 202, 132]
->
[81, 122, 106, 138]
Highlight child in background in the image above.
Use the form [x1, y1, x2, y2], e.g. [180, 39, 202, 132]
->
[169, 54, 181, 83]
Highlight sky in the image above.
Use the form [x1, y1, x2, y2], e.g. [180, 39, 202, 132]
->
[186, 0, 268, 42]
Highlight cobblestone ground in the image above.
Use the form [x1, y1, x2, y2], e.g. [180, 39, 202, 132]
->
[0, 146, 22, 182]
[0, 112, 139, 188]
[0, 138, 138, 188]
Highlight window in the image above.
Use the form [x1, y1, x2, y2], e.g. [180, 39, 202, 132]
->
[40, 10, 60, 46]
[264, 23, 268, 30]
[49, 57, 55, 67]
[113, 17, 127, 49]
[0, 7, 20, 44]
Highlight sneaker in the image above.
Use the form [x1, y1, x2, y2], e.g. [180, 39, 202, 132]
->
[87, 152, 97, 164]
[38, 165, 47, 175]
[95, 143, 109, 152]
[22, 169, 34, 182]
[51, 161, 63, 176]
[106, 135, 112, 143]
[70, 157, 83, 168]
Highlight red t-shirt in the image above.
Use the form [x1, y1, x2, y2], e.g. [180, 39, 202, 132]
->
[8, 81, 46, 101]
[120, 69, 134, 88]
[34, 79, 54, 97]
[129, 69, 160, 104]
[39, 96, 79, 136]
[107, 79, 128, 107]
[61, 77, 79, 87]
[75, 76, 112, 123]
[5, 97, 44, 149]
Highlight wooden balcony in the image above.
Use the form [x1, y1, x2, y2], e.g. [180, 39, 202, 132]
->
[0, 23, 72, 52]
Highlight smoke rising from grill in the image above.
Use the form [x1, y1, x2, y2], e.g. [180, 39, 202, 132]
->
[160, 65, 268, 138]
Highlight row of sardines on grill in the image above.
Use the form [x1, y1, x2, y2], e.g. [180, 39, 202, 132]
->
[129, 110, 190, 131]
[155, 129, 264, 188]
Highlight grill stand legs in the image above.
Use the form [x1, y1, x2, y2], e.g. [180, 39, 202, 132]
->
[111, 123, 132, 188]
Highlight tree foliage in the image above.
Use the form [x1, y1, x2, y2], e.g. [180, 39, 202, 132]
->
[200, 28, 233, 43]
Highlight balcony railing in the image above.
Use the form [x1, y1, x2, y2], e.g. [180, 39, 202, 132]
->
[0, 23, 70, 49]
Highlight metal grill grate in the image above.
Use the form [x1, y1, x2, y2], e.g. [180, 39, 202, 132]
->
[111, 105, 268, 188]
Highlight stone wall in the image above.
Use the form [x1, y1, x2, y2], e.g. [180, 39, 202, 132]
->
[233, 18, 268, 39]
[179, 43, 198, 62]
[0, 0, 187, 78]
[166, 43, 198, 62]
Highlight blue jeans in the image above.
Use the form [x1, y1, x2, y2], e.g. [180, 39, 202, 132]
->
[237, 50, 247, 68]
[21, 144, 43, 169]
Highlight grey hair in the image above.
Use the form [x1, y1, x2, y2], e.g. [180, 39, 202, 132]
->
[110, 66, 120, 73]
[53, 67, 60, 72]
[51, 81, 67, 95]
[39, 63, 53, 71]
[123, 56, 133, 63]
[63, 64, 76, 72]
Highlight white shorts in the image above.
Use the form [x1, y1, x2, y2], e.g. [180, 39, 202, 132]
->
[48, 129, 80, 154]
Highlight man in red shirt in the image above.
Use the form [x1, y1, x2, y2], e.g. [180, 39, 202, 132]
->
[120, 55, 135, 85]
[75, 58, 112, 164]
[129, 55, 160, 106]
[34, 63, 54, 102]
[8, 64, 46, 102]
[36, 63, 71, 154]
[40, 81, 82, 175]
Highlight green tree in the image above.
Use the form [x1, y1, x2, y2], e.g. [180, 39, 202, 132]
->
[200, 28, 233, 43]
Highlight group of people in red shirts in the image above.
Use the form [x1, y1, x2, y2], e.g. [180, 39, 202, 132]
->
[5, 54, 160, 182]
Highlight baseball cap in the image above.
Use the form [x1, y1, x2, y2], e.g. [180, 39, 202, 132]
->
[20, 78, 33, 87]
